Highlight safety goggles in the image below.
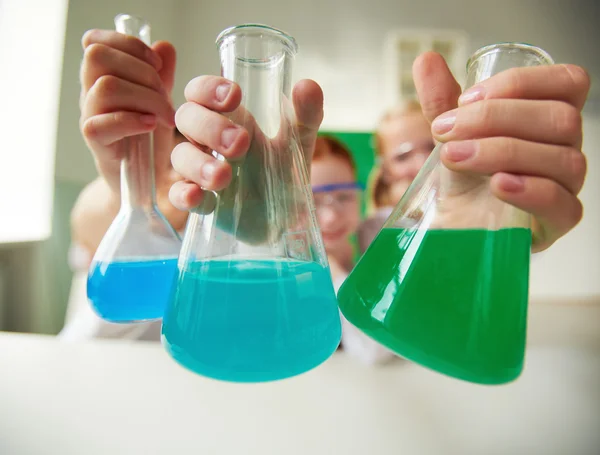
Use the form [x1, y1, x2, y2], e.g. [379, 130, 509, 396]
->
[312, 182, 363, 212]
[386, 139, 435, 163]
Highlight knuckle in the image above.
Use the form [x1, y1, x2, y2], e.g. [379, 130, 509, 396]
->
[170, 142, 189, 169]
[81, 29, 100, 48]
[81, 117, 98, 139]
[500, 137, 520, 167]
[83, 43, 106, 63]
[109, 111, 126, 126]
[124, 34, 148, 57]
[171, 141, 184, 158]
[501, 68, 525, 96]
[552, 102, 582, 138]
[184, 75, 211, 101]
[168, 183, 183, 207]
[572, 199, 584, 225]
[564, 148, 587, 184]
[560, 64, 591, 95]
[148, 72, 163, 91]
[423, 95, 453, 120]
[471, 99, 495, 129]
[546, 181, 563, 206]
[95, 75, 120, 97]
[175, 102, 194, 127]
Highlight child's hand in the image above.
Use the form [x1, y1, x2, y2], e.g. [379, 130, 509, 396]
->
[167, 76, 324, 211]
[414, 52, 590, 252]
[79, 30, 178, 195]
[167, 76, 324, 243]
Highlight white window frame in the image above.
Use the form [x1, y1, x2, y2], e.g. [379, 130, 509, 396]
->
[0, 0, 69, 244]
[383, 28, 470, 108]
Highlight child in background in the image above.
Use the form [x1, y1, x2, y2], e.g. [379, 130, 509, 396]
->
[358, 102, 435, 253]
[311, 135, 395, 365]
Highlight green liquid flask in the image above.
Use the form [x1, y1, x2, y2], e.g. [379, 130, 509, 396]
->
[338, 43, 554, 385]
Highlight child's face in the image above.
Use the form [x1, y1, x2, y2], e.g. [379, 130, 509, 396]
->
[311, 155, 361, 255]
[378, 112, 434, 203]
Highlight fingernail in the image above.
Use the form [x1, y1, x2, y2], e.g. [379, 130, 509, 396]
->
[201, 161, 218, 181]
[501, 175, 525, 193]
[140, 114, 156, 126]
[221, 126, 239, 149]
[459, 85, 485, 105]
[216, 83, 232, 102]
[432, 110, 457, 135]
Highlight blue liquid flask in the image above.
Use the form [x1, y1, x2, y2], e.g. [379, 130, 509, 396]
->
[87, 14, 181, 323]
[161, 24, 342, 383]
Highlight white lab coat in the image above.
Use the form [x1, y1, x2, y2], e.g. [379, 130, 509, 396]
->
[333, 274, 397, 365]
[58, 243, 163, 341]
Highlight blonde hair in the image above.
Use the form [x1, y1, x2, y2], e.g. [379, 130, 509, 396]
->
[374, 100, 423, 156]
[366, 100, 424, 214]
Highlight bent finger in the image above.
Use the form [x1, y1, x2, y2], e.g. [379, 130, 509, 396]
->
[81, 111, 157, 147]
[441, 138, 587, 195]
[83, 75, 175, 126]
[82, 29, 162, 70]
[171, 141, 233, 191]
[175, 102, 250, 160]
[491, 173, 583, 251]
[169, 180, 204, 211]
[459, 64, 591, 111]
[81, 43, 165, 95]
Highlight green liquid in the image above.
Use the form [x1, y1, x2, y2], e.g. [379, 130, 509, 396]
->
[338, 228, 531, 384]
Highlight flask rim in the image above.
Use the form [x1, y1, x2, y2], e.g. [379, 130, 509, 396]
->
[466, 42, 554, 71]
[216, 24, 298, 55]
[114, 13, 150, 29]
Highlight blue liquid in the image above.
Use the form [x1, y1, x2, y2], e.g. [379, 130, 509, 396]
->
[162, 259, 342, 382]
[87, 259, 178, 323]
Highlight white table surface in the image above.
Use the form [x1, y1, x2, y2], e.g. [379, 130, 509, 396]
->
[0, 332, 599, 455]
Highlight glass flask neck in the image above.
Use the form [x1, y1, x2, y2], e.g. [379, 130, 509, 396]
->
[216, 24, 297, 137]
[120, 136, 158, 211]
[464, 43, 554, 89]
[114, 14, 157, 212]
[115, 14, 151, 45]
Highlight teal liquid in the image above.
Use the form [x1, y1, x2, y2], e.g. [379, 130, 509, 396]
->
[162, 259, 342, 383]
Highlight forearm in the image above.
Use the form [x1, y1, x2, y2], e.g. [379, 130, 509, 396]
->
[71, 176, 189, 257]
[70, 177, 121, 257]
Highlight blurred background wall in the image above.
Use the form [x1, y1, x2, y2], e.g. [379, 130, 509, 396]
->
[0, 0, 599, 335]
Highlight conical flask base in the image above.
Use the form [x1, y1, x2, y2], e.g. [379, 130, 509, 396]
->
[87, 209, 181, 323]
[162, 258, 341, 383]
[338, 227, 531, 385]
[88, 258, 178, 323]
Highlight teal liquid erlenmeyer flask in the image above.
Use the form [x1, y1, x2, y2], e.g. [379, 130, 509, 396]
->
[338, 43, 554, 385]
[87, 14, 182, 323]
[161, 24, 342, 383]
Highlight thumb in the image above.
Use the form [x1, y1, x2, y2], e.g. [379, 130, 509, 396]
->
[412, 51, 462, 124]
[293, 79, 324, 163]
[152, 41, 177, 172]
